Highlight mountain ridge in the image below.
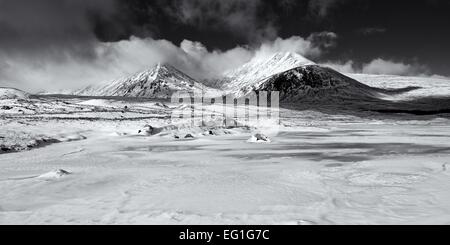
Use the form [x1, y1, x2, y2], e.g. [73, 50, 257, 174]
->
[53, 52, 418, 103]
[75, 63, 218, 99]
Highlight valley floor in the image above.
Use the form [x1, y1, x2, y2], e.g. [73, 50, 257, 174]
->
[1, 96, 450, 224]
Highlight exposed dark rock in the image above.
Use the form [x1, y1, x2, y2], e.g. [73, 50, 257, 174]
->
[1, 146, 11, 152]
[254, 133, 270, 142]
[184, 134, 194, 138]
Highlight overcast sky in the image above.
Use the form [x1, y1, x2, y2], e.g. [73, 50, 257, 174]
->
[0, 0, 449, 91]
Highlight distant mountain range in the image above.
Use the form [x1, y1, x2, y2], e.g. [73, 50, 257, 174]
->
[51, 52, 416, 103]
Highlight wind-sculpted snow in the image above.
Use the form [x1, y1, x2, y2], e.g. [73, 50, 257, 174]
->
[1, 110, 450, 224]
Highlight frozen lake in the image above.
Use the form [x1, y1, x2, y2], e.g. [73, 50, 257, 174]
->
[1, 116, 449, 224]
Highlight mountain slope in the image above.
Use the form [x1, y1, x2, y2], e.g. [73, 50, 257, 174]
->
[0, 87, 29, 100]
[76, 64, 218, 98]
[222, 52, 316, 96]
[246, 65, 401, 102]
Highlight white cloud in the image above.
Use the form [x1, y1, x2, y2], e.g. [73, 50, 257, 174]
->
[254, 35, 324, 59]
[361, 58, 416, 75]
[2, 34, 433, 93]
[322, 60, 356, 73]
[1, 35, 329, 92]
[179, 39, 254, 78]
[323, 58, 428, 76]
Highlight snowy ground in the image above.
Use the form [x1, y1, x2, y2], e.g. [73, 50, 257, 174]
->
[1, 76, 450, 224]
[348, 73, 450, 101]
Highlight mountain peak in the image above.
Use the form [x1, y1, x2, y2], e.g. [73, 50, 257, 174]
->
[222, 51, 316, 95]
[154, 62, 176, 69]
[152, 62, 173, 72]
[75, 62, 219, 98]
[253, 52, 315, 66]
[152, 63, 188, 77]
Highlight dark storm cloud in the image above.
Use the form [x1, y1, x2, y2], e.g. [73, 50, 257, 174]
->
[161, 0, 277, 41]
[0, 0, 117, 59]
[307, 31, 338, 49]
[0, 0, 356, 54]
[307, 0, 342, 17]
[0, 0, 340, 58]
[357, 27, 387, 36]
[93, 0, 346, 45]
[99, 0, 282, 44]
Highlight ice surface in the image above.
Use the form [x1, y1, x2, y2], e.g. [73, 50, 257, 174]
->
[1, 120, 449, 224]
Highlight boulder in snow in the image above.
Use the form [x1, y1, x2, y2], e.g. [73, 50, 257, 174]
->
[143, 125, 161, 135]
[37, 169, 71, 180]
[203, 130, 215, 136]
[247, 133, 271, 143]
[184, 133, 194, 139]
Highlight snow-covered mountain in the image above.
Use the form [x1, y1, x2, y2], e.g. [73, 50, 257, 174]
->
[222, 52, 316, 96]
[250, 65, 387, 102]
[0, 87, 29, 100]
[220, 52, 414, 103]
[47, 52, 421, 104]
[76, 63, 218, 99]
